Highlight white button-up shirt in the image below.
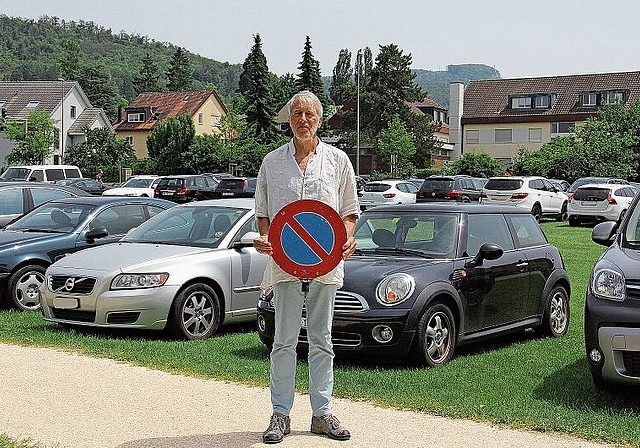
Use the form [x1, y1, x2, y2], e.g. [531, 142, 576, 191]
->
[255, 139, 359, 288]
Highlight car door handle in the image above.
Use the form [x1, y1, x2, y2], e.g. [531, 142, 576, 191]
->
[516, 261, 528, 270]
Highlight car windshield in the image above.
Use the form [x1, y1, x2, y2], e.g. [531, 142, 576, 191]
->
[354, 211, 458, 259]
[121, 178, 154, 188]
[623, 199, 640, 246]
[421, 179, 454, 190]
[484, 179, 524, 190]
[7, 203, 95, 233]
[364, 183, 392, 192]
[122, 204, 249, 247]
[573, 187, 610, 201]
[0, 167, 29, 181]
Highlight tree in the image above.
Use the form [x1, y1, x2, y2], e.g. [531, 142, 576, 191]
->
[329, 49, 353, 105]
[133, 52, 163, 95]
[238, 34, 280, 143]
[166, 47, 193, 91]
[295, 36, 328, 107]
[58, 39, 81, 80]
[64, 127, 136, 170]
[444, 152, 503, 178]
[146, 114, 195, 175]
[3, 111, 56, 165]
[377, 114, 415, 177]
[78, 62, 121, 122]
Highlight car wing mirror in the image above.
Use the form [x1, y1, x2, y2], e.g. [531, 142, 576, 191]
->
[466, 242, 503, 268]
[85, 227, 109, 244]
[592, 221, 617, 247]
[231, 231, 260, 249]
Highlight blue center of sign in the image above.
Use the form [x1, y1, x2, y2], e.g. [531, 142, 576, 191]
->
[281, 212, 335, 266]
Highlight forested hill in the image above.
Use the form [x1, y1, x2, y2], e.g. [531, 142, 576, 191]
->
[0, 15, 243, 101]
[1, 14, 500, 109]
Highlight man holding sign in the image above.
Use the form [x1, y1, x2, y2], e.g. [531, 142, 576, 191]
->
[254, 90, 359, 443]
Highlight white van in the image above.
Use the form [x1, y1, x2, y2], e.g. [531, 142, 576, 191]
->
[0, 165, 83, 183]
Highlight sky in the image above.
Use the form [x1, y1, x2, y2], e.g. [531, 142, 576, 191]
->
[3, 0, 640, 80]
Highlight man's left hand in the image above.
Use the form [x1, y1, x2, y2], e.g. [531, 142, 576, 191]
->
[341, 236, 357, 260]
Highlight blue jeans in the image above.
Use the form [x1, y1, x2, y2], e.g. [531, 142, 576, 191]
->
[270, 280, 337, 416]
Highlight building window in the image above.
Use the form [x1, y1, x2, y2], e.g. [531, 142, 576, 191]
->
[211, 115, 221, 126]
[551, 122, 575, 134]
[534, 95, 551, 108]
[198, 113, 203, 125]
[511, 97, 531, 109]
[466, 129, 479, 144]
[529, 128, 542, 143]
[127, 112, 145, 123]
[603, 91, 624, 105]
[26, 101, 39, 108]
[495, 129, 512, 143]
[70, 105, 76, 119]
[581, 93, 598, 107]
[125, 136, 133, 145]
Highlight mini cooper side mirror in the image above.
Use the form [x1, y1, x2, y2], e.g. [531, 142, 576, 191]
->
[467, 242, 503, 267]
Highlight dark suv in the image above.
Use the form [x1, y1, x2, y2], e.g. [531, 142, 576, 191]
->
[416, 175, 484, 202]
[586, 193, 640, 389]
[257, 203, 570, 366]
[153, 175, 218, 203]
[213, 177, 256, 198]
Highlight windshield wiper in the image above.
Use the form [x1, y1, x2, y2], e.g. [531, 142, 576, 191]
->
[16, 228, 66, 234]
[373, 247, 434, 259]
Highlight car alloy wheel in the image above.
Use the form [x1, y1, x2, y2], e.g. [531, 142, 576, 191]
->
[168, 283, 220, 340]
[412, 302, 456, 367]
[8, 264, 46, 312]
[531, 204, 542, 222]
[540, 285, 570, 337]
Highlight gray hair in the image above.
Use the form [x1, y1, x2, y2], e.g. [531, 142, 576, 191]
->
[287, 90, 323, 118]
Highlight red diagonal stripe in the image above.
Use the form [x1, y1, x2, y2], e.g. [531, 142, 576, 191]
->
[285, 214, 331, 261]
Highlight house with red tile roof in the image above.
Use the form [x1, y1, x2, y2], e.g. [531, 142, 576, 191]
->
[0, 81, 111, 167]
[113, 90, 227, 159]
[449, 71, 640, 165]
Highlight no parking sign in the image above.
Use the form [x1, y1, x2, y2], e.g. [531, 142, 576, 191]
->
[268, 199, 347, 279]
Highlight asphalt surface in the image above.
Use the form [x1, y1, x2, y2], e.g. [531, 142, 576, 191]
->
[0, 343, 620, 448]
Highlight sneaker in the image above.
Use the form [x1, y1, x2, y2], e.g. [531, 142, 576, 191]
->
[310, 413, 351, 441]
[262, 413, 291, 444]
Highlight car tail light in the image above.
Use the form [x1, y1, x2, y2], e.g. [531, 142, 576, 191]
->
[416, 190, 424, 198]
[176, 188, 191, 195]
[242, 179, 248, 192]
[383, 193, 396, 198]
[607, 191, 617, 204]
[511, 192, 529, 200]
[567, 192, 575, 203]
[445, 190, 461, 199]
[480, 192, 487, 199]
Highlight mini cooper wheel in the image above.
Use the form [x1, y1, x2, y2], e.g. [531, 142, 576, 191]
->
[539, 285, 569, 337]
[412, 302, 456, 367]
[167, 283, 220, 340]
[8, 264, 46, 311]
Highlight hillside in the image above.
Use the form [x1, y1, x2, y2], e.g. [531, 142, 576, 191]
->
[1, 15, 500, 110]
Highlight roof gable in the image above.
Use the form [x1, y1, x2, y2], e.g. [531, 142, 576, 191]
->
[0, 81, 85, 119]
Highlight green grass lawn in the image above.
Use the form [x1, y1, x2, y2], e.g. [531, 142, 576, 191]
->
[1, 220, 640, 447]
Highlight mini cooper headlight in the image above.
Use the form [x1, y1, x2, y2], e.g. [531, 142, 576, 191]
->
[376, 273, 415, 306]
[111, 273, 169, 290]
[591, 268, 626, 301]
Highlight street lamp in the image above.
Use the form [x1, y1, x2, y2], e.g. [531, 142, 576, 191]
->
[356, 49, 361, 176]
[58, 78, 64, 162]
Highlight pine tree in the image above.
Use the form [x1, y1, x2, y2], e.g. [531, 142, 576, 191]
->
[295, 36, 328, 105]
[133, 52, 163, 94]
[78, 62, 120, 122]
[166, 47, 192, 91]
[238, 34, 280, 143]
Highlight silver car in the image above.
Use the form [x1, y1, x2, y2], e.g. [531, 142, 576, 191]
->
[40, 199, 265, 340]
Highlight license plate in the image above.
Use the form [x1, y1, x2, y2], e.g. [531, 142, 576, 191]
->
[161, 190, 174, 195]
[581, 201, 597, 206]
[53, 297, 79, 309]
[222, 192, 234, 196]
[301, 317, 307, 329]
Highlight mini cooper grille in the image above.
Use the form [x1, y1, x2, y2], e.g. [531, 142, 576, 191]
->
[334, 291, 368, 312]
[298, 329, 362, 348]
[622, 351, 640, 377]
[625, 281, 640, 300]
[49, 276, 97, 294]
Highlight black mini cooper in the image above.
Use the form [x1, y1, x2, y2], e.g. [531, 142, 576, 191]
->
[257, 203, 570, 366]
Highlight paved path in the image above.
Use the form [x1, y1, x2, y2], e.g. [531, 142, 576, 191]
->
[0, 343, 621, 448]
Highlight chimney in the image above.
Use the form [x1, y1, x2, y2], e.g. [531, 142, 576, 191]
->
[449, 82, 464, 160]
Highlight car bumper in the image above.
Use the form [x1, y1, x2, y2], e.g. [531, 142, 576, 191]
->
[256, 298, 416, 361]
[584, 292, 640, 386]
[567, 207, 620, 222]
[40, 285, 180, 330]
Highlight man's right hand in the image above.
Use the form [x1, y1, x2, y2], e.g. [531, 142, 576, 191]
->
[253, 234, 273, 255]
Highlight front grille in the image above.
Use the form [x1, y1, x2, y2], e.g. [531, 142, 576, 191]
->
[622, 351, 640, 377]
[334, 291, 369, 312]
[49, 275, 97, 295]
[51, 308, 96, 322]
[107, 312, 140, 324]
[299, 329, 362, 348]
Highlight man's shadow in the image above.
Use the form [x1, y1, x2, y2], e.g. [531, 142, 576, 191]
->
[116, 430, 323, 447]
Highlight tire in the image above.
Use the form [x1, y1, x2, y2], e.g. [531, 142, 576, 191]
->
[557, 202, 568, 221]
[568, 216, 580, 227]
[7, 264, 46, 312]
[539, 285, 570, 337]
[411, 302, 456, 367]
[167, 283, 220, 340]
[531, 203, 542, 222]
